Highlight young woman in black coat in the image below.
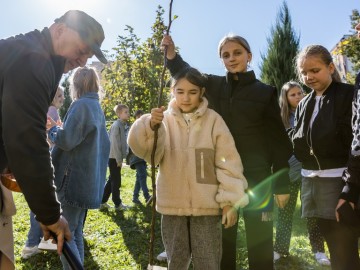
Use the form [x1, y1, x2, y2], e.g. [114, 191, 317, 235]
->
[161, 34, 292, 270]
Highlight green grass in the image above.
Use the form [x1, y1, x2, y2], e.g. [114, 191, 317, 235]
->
[13, 166, 330, 269]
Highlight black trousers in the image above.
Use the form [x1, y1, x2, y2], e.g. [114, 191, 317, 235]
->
[221, 210, 273, 270]
[221, 167, 274, 270]
[318, 218, 360, 270]
[101, 158, 122, 207]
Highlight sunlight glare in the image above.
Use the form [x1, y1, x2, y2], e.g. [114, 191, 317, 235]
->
[41, 0, 104, 16]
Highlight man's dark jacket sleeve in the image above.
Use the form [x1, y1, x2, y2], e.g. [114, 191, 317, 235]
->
[2, 53, 61, 225]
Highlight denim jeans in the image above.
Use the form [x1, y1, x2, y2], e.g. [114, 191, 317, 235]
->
[133, 161, 150, 201]
[25, 211, 43, 247]
[60, 204, 86, 270]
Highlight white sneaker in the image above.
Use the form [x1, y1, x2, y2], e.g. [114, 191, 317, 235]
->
[315, 252, 331, 266]
[115, 203, 131, 210]
[274, 251, 281, 261]
[157, 251, 167, 261]
[100, 203, 111, 210]
[21, 246, 41, 259]
[145, 196, 153, 206]
[38, 237, 57, 251]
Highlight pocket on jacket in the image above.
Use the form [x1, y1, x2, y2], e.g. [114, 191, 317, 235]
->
[56, 168, 71, 193]
[195, 148, 217, 185]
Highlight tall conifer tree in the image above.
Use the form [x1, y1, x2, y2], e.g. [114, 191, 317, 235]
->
[260, 1, 300, 96]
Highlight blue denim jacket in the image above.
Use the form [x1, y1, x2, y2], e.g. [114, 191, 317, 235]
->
[51, 92, 110, 209]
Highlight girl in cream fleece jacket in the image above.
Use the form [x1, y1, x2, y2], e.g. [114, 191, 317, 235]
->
[128, 67, 248, 270]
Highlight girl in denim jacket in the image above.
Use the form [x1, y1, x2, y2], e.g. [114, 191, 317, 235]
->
[49, 66, 110, 269]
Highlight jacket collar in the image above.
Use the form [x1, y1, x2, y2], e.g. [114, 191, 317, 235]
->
[226, 70, 256, 86]
[308, 81, 336, 99]
[78, 92, 99, 100]
[40, 28, 66, 84]
[41, 28, 56, 55]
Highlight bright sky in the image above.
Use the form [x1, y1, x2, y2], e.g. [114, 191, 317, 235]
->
[1, 0, 357, 77]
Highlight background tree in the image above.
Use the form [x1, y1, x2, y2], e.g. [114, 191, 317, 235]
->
[101, 5, 171, 123]
[259, 1, 300, 95]
[338, 9, 360, 83]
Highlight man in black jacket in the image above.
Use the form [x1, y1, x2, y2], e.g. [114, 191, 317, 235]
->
[0, 10, 107, 263]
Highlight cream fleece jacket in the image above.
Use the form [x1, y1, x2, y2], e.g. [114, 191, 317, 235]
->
[128, 98, 249, 216]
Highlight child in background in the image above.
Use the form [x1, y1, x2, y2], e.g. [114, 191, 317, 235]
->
[49, 66, 110, 269]
[274, 81, 330, 265]
[48, 86, 65, 123]
[101, 104, 130, 210]
[292, 45, 358, 270]
[128, 67, 249, 269]
[21, 86, 65, 259]
[128, 109, 152, 205]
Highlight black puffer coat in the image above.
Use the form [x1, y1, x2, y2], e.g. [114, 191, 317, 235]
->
[167, 54, 292, 198]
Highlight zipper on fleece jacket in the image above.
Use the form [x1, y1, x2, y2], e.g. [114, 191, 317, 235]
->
[183, 112, 198, 133]
[200, 152, 205, 179]
[181, 111, 199, 209]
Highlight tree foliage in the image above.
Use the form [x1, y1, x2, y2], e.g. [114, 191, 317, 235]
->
[101, 6, 171, 122]
[339, 9, 360, 78]
[259, 1, 300, 96]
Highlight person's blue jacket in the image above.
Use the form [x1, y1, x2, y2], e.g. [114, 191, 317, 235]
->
[127, 147, 146, 169]
[51, 92, 110, 209]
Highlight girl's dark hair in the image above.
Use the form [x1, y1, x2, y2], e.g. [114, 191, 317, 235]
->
[295, 44, 342, 83]
[170, 67, 207, 89]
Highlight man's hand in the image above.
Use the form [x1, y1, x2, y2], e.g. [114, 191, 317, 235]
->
[40, 215, 71, 255]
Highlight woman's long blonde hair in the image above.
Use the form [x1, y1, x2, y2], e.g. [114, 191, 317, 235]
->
[70, 66, 103, 100]
[279, 81, 304, 128]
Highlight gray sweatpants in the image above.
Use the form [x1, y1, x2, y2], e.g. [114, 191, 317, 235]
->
[161, 215, 222, 270]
